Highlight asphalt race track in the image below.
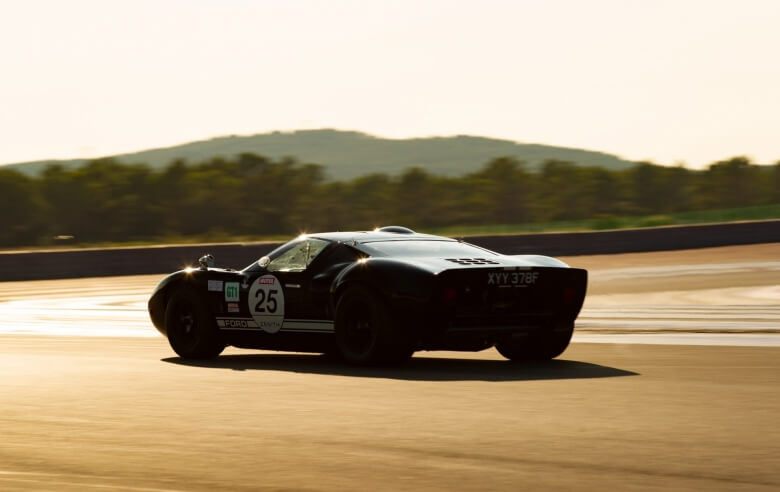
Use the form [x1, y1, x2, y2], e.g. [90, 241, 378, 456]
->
[1, 244, 778, 491]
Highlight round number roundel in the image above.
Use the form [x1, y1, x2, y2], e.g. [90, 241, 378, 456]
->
[248, 275, 284, 333]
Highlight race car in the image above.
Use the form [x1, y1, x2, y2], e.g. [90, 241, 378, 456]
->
[148, 226, 587, 364]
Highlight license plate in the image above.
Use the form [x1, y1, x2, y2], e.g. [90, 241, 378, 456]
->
[486, 270, 540, 286]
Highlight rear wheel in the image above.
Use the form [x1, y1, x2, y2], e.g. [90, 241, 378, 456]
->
[165, 288, 225, 359]
[496, 322, 573, 362]
[334, 287, 413, 365]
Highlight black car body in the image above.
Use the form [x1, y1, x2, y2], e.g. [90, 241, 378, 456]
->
[148, 227, 587, 364]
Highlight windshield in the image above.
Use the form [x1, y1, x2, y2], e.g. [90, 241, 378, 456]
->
[266, 238, 330, 272]
[358, 240, 496, 258]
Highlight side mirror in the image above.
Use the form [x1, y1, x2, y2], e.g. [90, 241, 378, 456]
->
[198, 254, 215, 270]
[258, 256, 271, 268]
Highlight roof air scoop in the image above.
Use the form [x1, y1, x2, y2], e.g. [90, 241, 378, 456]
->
[376, 226, 415, 234]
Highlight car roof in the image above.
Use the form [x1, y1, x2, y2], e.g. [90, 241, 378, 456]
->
[308, 229, 456, 245]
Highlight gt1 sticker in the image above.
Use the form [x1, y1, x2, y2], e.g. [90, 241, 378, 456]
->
[225, 282, 240, 302]
[248, 275, 284, 333]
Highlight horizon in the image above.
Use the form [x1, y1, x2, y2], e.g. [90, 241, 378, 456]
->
[0, 127, 650, 167]
[3, 127, 774, 170]
[2, 0, 779, 169]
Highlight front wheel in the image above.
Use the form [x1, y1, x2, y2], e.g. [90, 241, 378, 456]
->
[334, 287, 412, 365]
[165, 288, 225, 359]
[496, 322, 574, 362]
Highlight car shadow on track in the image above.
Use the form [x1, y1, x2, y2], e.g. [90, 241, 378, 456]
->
[162, 353, 638, 382]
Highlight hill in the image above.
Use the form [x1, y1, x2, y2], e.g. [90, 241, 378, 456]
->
[3, 129, 637, 179]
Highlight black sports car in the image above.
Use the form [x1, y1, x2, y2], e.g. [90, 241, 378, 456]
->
[148, 227, 587, 364]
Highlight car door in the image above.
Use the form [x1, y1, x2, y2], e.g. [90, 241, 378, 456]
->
[261, 238, 331, 321]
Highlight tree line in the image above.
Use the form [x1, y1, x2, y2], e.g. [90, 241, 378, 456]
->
[1, 153, 778, 247]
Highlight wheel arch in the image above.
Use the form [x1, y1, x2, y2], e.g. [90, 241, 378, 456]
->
[148, 271, 201, 336]
[330, 264, 383, 315]
[329, 258, 436, 314]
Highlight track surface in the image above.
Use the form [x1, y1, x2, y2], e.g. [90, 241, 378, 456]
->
[1, 243, 778, 341]
[1, 244, 778, 490]
[1, 339, 778, 491]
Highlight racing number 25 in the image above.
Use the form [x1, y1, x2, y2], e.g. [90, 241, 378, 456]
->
[254, 289, 279, 313]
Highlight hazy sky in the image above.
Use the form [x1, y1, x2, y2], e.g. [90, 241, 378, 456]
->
[1, 0, 778, 168]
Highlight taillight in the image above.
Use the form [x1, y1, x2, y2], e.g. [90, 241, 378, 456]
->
[563, 287, 576, 304]
[442, 287, 457, 305]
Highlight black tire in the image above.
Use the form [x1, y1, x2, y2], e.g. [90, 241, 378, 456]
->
[165, 288, 225, 359]
[334, 287, 413, 365]
[496, 322, 574, 362]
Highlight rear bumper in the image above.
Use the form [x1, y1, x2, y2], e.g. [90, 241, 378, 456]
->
[401, 266, 586, 350]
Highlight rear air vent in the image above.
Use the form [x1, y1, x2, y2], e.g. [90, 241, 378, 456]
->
[445, 258, 500, 265]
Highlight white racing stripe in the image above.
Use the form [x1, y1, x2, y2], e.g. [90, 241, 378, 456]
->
[217, 317, 334, 333]
[281, 319, 335, 333]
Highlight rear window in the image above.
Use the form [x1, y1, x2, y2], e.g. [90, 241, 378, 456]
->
[358, 240, 496, 258]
